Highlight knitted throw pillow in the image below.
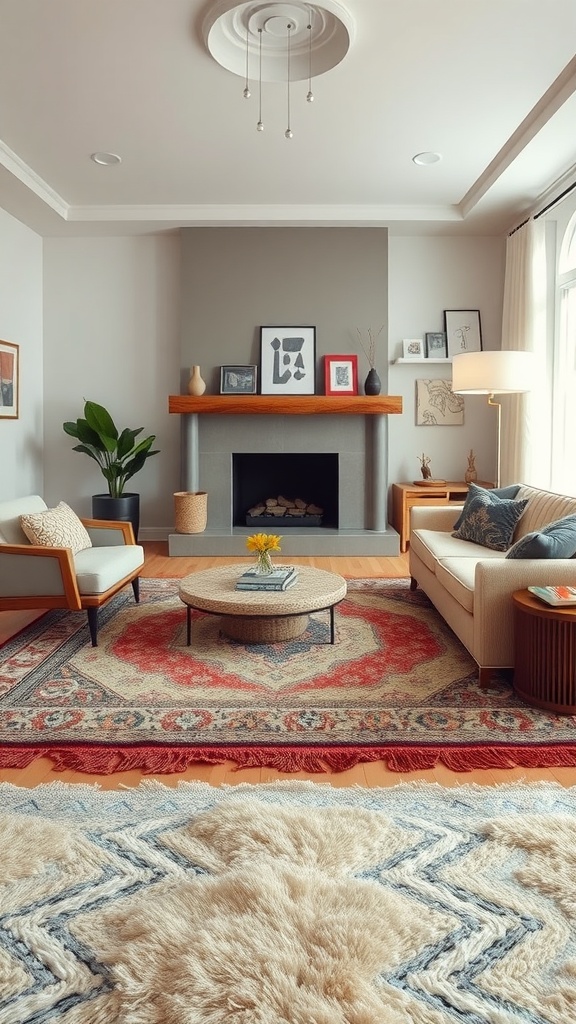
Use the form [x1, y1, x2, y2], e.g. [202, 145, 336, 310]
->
[20, 501, 92, 554]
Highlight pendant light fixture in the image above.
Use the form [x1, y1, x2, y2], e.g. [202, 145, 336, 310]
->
[203, 1, 353, 137]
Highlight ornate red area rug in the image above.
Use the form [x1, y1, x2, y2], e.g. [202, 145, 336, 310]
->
[1, 577, 575, 774]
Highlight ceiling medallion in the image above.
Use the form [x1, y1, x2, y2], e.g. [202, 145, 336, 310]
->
[203, 1, 354, 137]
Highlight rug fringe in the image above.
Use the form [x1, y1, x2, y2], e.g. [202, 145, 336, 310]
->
[2, 744, 576, 775]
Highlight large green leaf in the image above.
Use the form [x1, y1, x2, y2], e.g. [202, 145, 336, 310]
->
[63, 399, 159, 496]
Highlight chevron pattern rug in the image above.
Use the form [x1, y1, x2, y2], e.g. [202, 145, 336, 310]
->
[1, 779, 575, 1023]
[2, 577, 576, 774]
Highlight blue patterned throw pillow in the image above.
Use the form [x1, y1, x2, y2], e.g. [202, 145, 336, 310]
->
[452, 491, 528, 551]
[506, 513, 576, 559]
[453, 483, 521, 531]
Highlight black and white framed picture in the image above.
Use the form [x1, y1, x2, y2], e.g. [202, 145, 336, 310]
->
[425, 332, 448, 359]
[220, 364, 257, 394]
[260, 326, 316, 395]
[444, 310, 482, 358]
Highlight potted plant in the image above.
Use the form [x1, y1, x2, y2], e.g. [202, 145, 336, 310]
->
[63, 400, 159, 540]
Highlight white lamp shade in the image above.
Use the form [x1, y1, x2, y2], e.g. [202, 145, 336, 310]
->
[451, 350, 534, 394]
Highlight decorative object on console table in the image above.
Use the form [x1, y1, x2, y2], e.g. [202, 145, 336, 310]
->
[187, 365, 206, 396]
[260, 326, 316, 395]
[464, 449, 478, 483]
[174, 491, 208, 534]
[425, 332, 448, 359]
[416, 379, 465, 426]
[324, 354, 358, 395]
[444, 310, 482, 358]
[63, 399, 160, 542]
[0, 339, 19, 419]
[220, 364, 257, 394]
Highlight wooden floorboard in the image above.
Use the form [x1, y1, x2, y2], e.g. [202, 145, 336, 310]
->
[2, 544, 575, 790]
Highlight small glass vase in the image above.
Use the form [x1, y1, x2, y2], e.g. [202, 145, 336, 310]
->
[255, 550, 274, 575]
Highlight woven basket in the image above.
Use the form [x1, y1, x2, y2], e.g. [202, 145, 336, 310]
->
[174, 491, 208, 534]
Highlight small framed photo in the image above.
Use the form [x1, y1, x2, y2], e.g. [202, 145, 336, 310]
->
[403, 338, 425, 359]
[260, 326, 316, 395]
[220, 364, 257, 394]
[0, 340, 19, 419]
[444, 310, 482, 358]
[324, 354, 358, 395]
[425, 332, 448, 359]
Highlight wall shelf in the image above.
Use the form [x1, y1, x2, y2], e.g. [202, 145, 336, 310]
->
[392, 358, 452, 365]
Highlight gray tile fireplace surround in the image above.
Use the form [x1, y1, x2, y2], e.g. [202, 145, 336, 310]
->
[168, 398, 401, 556]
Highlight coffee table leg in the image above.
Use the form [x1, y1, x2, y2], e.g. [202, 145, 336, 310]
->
[187, 606, 192, 646]
[330, 606, 335, 644]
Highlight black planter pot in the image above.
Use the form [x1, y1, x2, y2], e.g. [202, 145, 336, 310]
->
[92, 493, 140, 542]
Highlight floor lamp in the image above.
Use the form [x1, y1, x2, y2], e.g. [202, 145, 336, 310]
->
[451, 350, 534, 488]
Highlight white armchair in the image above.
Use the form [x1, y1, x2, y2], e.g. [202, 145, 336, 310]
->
[0, 495, 144, 646]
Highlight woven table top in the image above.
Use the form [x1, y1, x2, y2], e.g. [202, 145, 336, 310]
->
[178, 565, 347, 617]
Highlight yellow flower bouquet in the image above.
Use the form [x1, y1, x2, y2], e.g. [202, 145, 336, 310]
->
[246, 532, 282, 575]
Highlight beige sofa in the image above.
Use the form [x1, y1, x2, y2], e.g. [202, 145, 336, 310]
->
[408, 484, 576, 685]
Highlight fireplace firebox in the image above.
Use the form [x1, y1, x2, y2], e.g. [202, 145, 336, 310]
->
[232, 453, 338, 528]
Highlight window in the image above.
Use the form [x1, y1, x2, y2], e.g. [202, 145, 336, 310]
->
[551, 210, 576, 495]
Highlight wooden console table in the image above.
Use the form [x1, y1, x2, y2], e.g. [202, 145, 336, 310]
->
[391, 480, 493, 553]
[513, 589, 576, 714]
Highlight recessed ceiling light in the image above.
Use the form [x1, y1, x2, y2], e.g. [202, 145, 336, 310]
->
[90, 152, 121, 166]
[412, 152, 442, 166]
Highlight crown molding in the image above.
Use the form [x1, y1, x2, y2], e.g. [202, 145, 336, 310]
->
[67, 202, 463, 226]
[0, 139, 68, 219]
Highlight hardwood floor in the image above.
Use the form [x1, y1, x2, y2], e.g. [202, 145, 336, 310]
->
[1, 543, 575, 789]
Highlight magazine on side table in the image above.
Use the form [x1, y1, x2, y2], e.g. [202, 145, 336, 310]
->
[528, 585, 576, 607]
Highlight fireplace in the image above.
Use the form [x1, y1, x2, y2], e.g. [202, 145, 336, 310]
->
[232, 453, 338, 528]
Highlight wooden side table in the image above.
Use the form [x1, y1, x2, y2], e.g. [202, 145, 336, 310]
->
[391, 480, 493, 553]
[512, 589, 576, 714]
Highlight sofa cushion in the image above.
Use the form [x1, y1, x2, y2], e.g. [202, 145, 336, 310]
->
[513, 485, 576, 540]
[410, 528, 504, 574]
[453, 483, 521, 530]
[20, 501, 92, 554]
[506, 513, 576, 559]
[435, 558, 479, 613]
[452, 491, 528, 551]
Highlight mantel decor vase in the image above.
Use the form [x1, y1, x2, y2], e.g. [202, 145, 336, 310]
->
[187, 365, 206, 397]
[255, 550, 274, 575]
[364, 368, 382, 396]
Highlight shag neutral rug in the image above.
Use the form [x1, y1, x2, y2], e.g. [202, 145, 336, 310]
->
[1, 779, 576, 1023]
[1, 577, 576, 773]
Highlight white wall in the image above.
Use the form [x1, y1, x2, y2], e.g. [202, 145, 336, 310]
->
[42, 235, 182, 535]
[388, 235, 506, 488]
[0, 208, 43, 500]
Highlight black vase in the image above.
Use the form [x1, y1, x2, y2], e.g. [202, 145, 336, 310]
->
[364, 367, 382, 396]
[92, 493, 140, 542]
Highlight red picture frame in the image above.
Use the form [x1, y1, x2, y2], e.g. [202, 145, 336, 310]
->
[324, 354, 358, 396]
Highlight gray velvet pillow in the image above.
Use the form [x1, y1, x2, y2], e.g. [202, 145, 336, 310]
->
[452, 491, 528, 551]
[506, 514, 576, 559]
[453, 483, 521, 531]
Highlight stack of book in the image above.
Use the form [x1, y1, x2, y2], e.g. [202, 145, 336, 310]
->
[236, 565, 299, 591]
[528, 585, 576, 607]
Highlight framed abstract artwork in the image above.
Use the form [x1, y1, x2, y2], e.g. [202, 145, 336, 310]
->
[260, 326, 316, 395]
[220, 365, 257, 394]
[444, 310, 482, 358]
[324, 354, 358, 395]
[0, 340, 19, 419]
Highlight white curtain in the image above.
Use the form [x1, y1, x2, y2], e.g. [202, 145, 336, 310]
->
[500, 217, 549, 486]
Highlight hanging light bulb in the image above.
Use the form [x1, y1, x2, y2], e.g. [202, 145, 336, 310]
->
[256, 27, 264, 130]
[285, 22, 293, 138]
[306, 10, 314, 102]
[243, 23, 250, 98]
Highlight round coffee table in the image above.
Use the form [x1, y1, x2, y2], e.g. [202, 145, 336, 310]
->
[178, 565, 347, 644]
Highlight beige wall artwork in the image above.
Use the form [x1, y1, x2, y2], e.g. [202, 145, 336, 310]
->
[416, 378, 464, 426]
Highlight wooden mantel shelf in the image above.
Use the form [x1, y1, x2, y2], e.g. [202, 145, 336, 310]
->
[169, 395, 403, 415]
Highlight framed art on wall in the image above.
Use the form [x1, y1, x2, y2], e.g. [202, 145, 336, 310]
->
[324, 354, 358, 395]
[260, 326, 316, 395]
[220, 364, 257, 394]
[416, 378, 465, 426]
[403, 338, 425, 359]
[425, 332, 448, 359]
[444, 310, 482, 358]
[0, 340, 19, 419]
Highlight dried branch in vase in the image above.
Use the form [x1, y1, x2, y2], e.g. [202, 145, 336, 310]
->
[355, 326, 384, 369]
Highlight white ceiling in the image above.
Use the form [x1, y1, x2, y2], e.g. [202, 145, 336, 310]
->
[1, 0, 576, 237]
